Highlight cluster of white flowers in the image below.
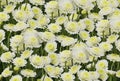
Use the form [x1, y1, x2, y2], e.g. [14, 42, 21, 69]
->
[0, 0, 120, 81]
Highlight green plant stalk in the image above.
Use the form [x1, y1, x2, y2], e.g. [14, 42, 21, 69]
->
[6, 0, 8, 5]
[111, 62, 114, 70]
[26, 78, 29, 81]
[24, 0, 28, 10]
[7, 32, 11, 50]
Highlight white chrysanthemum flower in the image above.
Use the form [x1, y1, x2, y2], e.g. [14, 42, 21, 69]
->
[23, 29, 41, 48]
[110, 19, 120, 33]
[48, 53, 59, 66]
[45, 42, 57, 53]
[89, 46, 105, 57]
[59, 0, 75, 13]
[13, 21, 29, 31]
[99, 73, 108, 81]
[0, 12, 10, 22]
[24, 35, 41, 48]
[107, 70, 116, 75]
[48, 23, 62, 33]
[73, 0, 94, 11]
[15, 0, 24, 2]
[95, 59, 108, 70]
[65, 21, 80, 34]
[32, 6, 43, 19]
[73, 50, 89, 63]
[61, 72, 75, 81]
[88, 13, 103, 21]
[97, 69, 107, 75]
[115, 39, 120, 51]
[4, 4, 15, 13]
[99, 42, 113, 51]
[42, 56, 51, 66]
[0, 52, 15, 63]
[90, 71, 100, 80]
[69, 65, 81, 74]
[21, 50, 33, 59]
[3, 24, 14, 31]
[79, 31, 90, 40]
[41, 31, 55, 42]
[27, 19, 38, 29]
[45, 65, 63, 78]
[25, 10, 34, 20]
[10, 75, 22, 81]
[86, 36, 101, 46]
[116, 70, 120, 78]
[20, 69, 36, 78]
[96, 20, 109, 31]
[20, 3, 31, 11]
[37, 15, 50, 28]
[59, 50, 72, 63]
[1, 43, 8, 51]
[78, 20, 86, 30]
[77, 70, 91, 81]
[57, 35, 77, 47]
[83, 18, 95, 32]
[13, 57, 27, 67]
[107, 53, 120, 62]
[56, 16, 68, 25]
[109, 0, 119, 8]
[10, 35, 24, 52]
[97, 70, 108, 81]
[96, 20, 110, 36]
[107, 34, 119, 43]
[0, 29, 5, 43]
[71, 42, 87, 52]
[29, 55, 44, 68]
[40, 76, 53, 81]
[13, 10, 27, 22]
[1, 67, 13, 77]
[29, 0, 45, 5]
[45, 1, 58, 16]
[97, 0, 111, 8]
[99, 7, 114, 16]
[108, 9, 120, 20]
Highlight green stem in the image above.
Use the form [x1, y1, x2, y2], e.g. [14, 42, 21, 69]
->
[109, 28, 111, 35]
[111, 62, 114, 70]
[0, 0, 1, 9]
[17, 46, 19, 56]
[24, 0, 28, 10]
[102, 31, 105, 41]
[7, 32, 11, 50]
[72, 14, 74, 21]
[31, 78, 34, 81]
[26, 78, 29, 81]
[6, 0, 8, 5]
[117, 62, 119, 70]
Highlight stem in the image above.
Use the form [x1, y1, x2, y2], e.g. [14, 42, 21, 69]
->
[26, 78, 29, 81]
[17, 46, 19, 56]
[109, 28, 111, 35]
[58, 9, 60, 16]
[111, 62, 114, 70]
[102, 31, 105, 41]
[7, 32, 11, 50]
[0, 0, 1, 9]
[24, 0, 28, 10]
[31, 78, 34, 81]
[6, 0, 8, 5]
[72, 14, 74, 21]
[42, 71, 46, 81]
[51, 12, 54, 23]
